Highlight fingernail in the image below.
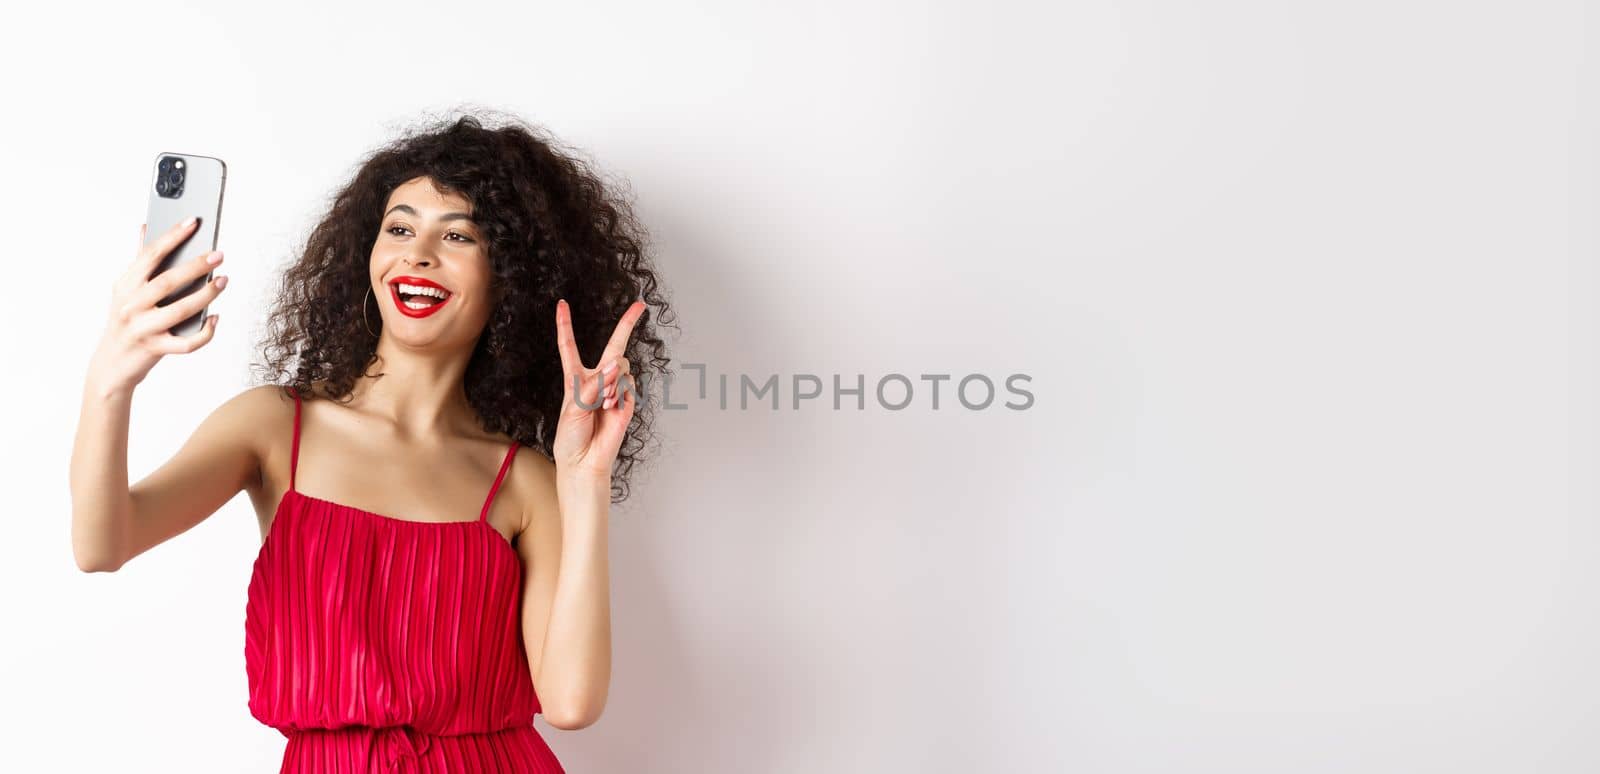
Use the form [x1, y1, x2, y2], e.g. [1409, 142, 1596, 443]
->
[215, 275, 228, 289]
[207, 251, 224, 264]
[601, 360, 617, 375]
[186, 216, 198, 226]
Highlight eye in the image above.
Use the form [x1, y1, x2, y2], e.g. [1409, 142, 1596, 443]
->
[446, 231, 475, 243]
[386, 224, 412, 237]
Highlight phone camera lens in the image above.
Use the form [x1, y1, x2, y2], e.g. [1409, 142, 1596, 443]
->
[155, 157, 185, 198]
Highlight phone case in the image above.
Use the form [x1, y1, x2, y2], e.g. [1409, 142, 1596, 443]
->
[142, 152, 227, 338]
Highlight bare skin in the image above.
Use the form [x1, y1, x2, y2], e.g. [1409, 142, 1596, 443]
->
[70, 175, 644, 730]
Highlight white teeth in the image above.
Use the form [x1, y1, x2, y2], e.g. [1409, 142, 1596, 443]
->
[395, 282, 448, 299]
[403, 299, 434, 310]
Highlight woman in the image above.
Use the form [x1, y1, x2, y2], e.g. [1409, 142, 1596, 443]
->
[69, 112, 675, 772]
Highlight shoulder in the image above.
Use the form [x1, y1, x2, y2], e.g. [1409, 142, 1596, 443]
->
[209, 384, 295, 430]
[207, 384, 318, 450]
[178, 386, 297, 490]
[240, 381, 335, 415]
[228, 383, 306, 426]
[506, 444, 559, 535]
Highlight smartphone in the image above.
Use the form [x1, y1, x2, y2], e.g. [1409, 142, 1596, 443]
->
[142, 152, 227, 337]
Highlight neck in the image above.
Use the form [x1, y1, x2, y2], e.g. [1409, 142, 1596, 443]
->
[350, 333, 481, 438]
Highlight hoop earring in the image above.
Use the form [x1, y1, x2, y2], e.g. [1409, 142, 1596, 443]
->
[362, 287, 379, 338]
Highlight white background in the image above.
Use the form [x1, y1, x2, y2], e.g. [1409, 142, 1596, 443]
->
[0, 0, 1594, 771]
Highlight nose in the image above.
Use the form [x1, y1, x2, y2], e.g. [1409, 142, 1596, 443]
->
[405, 239, 439, 268]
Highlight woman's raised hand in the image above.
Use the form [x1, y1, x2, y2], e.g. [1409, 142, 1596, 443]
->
[87, 219, 228, 397]
[551, 298, 647, 478]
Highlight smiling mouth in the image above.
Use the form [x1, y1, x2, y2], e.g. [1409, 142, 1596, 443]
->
[388, 280, 454, 318]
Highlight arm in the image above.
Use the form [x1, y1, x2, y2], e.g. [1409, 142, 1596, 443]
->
[71, 384, 271, 572]
[72, 218, 239, 572]
[516, 456, 613, 730]
[520, 296, 643, 728]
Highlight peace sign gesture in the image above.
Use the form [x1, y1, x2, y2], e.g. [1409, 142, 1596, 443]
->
[552, 298, 647, 477]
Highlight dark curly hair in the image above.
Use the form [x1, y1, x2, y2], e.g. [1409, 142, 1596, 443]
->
[251, 109, 676, 504]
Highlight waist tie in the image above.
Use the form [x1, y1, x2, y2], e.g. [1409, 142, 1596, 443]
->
[374, 725, 432, 771]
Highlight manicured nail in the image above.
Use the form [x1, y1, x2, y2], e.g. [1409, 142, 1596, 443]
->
[186, 216, 198, 226]
[601, 360, 617, 375]
[207, 251, 224, 264]
[215, 275, 228, 289]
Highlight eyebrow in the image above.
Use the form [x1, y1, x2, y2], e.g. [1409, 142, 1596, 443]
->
[384, 203, 475, 223]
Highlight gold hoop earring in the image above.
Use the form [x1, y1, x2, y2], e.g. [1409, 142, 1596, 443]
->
[362, 287, 379, 338]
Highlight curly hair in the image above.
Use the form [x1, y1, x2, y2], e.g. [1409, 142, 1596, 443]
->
[252, 109, 676, 504]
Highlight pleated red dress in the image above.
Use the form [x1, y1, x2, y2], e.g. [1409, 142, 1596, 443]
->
[245, 387, 566, 772]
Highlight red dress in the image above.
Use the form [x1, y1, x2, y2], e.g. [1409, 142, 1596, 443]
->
[245, 387, 566, 772]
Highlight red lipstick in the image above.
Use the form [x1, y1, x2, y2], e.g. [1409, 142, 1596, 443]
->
[388, 276, 454, 319]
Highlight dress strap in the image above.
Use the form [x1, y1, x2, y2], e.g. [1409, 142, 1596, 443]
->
[287, 386, 303, 493]
[479, 440, 519, 523]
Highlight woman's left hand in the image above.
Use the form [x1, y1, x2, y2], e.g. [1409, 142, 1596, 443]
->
[551, 298, 647, 478]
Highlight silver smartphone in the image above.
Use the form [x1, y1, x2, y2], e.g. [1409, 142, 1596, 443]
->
[142, 152, 227, 337]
